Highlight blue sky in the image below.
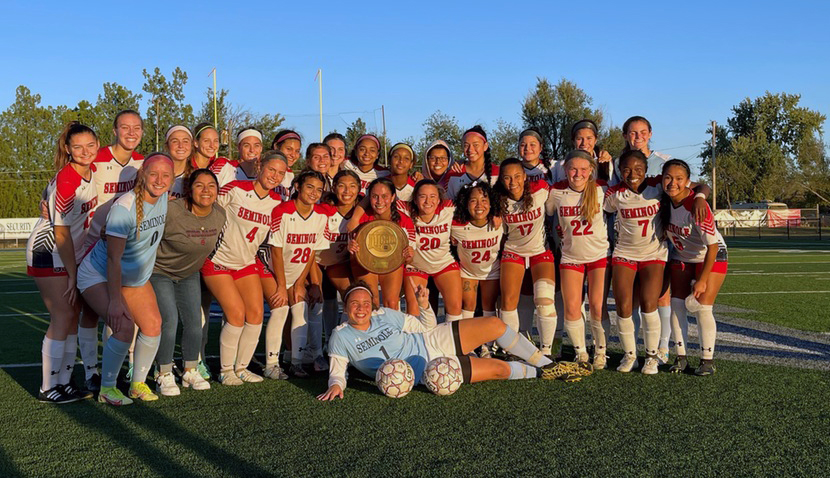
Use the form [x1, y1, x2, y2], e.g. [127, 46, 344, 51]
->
[2, 1, 828, 171]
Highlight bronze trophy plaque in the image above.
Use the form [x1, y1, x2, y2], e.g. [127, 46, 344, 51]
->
[355, 220, 408, 274]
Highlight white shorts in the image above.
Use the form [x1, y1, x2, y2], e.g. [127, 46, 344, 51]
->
[421, 322, 464, 380]
[77, 258, 107, 294]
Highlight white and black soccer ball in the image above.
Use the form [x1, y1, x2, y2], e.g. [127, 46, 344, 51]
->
[375, 359, 415, 398]
[422, 357, 462, 396]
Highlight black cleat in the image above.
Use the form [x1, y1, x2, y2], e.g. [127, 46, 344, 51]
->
[84, 373, 101, 393]
[62, 381, 93, 400]
[38, 386, 80, 404]
[669, 356, 689, 374]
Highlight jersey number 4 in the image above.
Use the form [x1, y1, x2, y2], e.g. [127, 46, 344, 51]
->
[245, 227, 259, 243]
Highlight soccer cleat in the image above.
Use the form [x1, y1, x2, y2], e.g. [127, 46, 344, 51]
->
[592, 351, 607, 370]
[156, 372, 180, 397]
[478, 344, 492, 359]
[196, 360, 212, 381]
[62, 381, 93, 400]
[657, 348, 670, 365]
[616, 353, 638, 373]
[641, 356, 659, 375]
[313, 356, 329, 373]
[84, 373, 101, 394]
[263, 366, 289, 380]
[540, 361, 590, 382]
[694, 360, 716, 376]
[129, 382, 159, 401]
[669, 356, 689, 374]
[181, 370, 211, 390]
[575, 351, 590, 364]
[38, 385, 80, 404]
[235, 369, 264, 383]
[219, 372, 244, 386]
[98, 386, 133, 406]
[288, 364, 309, 378]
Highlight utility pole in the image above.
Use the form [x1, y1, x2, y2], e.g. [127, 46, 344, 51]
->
[711, 120, 717, 211]
[315, 69, 323, 141]
[381, 105, 388, 167]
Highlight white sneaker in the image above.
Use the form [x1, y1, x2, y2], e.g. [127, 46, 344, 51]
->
[220, 372, 244, 386]
[592, 352, 607, 370]
[657, 348, 670, 365]
[641, 356, 659, 375]
[575, 351, 590, 364]
[263, 366, 288, 380]
[617, 353, 638, 373]
[182, 370, 211, 390]
[235, 368, 263, 383]
[156, 372, 180, 397]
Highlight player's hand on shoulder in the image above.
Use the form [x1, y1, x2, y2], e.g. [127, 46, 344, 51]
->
[692, 196, 708, 224]
[598, 150, 612, 163]
[317, 384, 343, 401]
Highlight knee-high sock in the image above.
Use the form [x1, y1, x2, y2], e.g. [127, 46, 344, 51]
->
[495, 325, 552, 367]
[290, 302, 308, 366]
[461, 309, 475, 319]
[697, 304, 717, 360]
[266, 306, 289, 367]
[41, 337, 65, 391]
[445, 313, 462, 322]
[617, 316, 636, 357]
[602, 316, 611, 351]
[100, 337, 130, 388]
[501, 309, 520, 332]
[307, 302, 323, 359]
[658, 305, 672, 350]
[590, 316, 607, 355]
[642, 310, 660, 356]
[219, 323, 243, 373]
[508, 361, 538, 379]
[517, 294, 534, 335]
[670, 298, 689, 356]
[132, 333, 160, 383]
[322, 298, 338, 344]
[77, 326, 98, 379]
[58, 334, 78, 385]
[236, 322, 262, 370]
[536, 314, 557, 354]
[564, 319, 587, 358]
[631, 307, 641, 343]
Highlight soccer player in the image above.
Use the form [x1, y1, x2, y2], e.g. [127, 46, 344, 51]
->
[660, 159, 727, 375]
[191, 122, 223, 170]
[78, 153, 173, 405]
[342, 134, 390, 194]
[316, 280, 583, 401]
[27, 123, 100, 403]
[304, 142, 334, 191]
[446, 126, 499, 200]
[518, 128, 552, 183]
[571, 119, 614, 182]
[272, 130, 303, 190]
[495, 158, 559, 356]
[324, 132, 348, 178]
[388, 142, 417, 202]
[165, 125, 194, 199]
[545, 151, 610, 368]
[400, 180, 463, 322]
[421, 139, 457, 192]
[150, 169, 226, 396]
[202, 153, 284, 385]
[211, 127, 263, 187]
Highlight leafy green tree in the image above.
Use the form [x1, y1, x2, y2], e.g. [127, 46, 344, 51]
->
[417, 111, 463, 162]
[93, 82, 142, 146]
[487, 119, 520, 163]
[345, 118, 368, 153]
[141, 67, 194, 152]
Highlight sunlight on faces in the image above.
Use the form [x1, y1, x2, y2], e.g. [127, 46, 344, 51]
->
[66, 132, 99, 166]
[114, 113, 142, 151]
[390, 148, 413, 175]
[195, 128, 219, 158]
[345, 289, 373, 329]
[620, 156, 647, 190]
[239, 136, 263, 163]
[415, 184, 440, 216]
[565, 158, 594, 192]
[308, 146, 332, 173]
[278, 139, 302, 167]
[463, 135, 488, 163]
[166, 130, 193, 162]
[426, 148, 449, 176]
[335, 176, 359, 206]
[357, 139, 379, 169]
[500, 163, 526, 199]
[662, 164, 691, 200]
[190, 172, 218, 209]
[326, 138, 347, 168]
[257, 157, 287, 190]
[143, 159, 174, 198]
[297, 177, 324, 206]
[518, 136, 542, 162]
[467, 187, 491, 223]
[573, 128, 597, 153]
[369, 182, 394, 217]
[625, 120, 652, 153]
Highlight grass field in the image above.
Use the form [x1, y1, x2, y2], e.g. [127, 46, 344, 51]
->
[0, 242, 829, 477]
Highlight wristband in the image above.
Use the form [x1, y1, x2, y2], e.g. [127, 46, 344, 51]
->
[694, 193, 706, 200]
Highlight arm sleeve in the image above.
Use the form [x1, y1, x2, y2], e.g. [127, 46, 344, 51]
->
[105, 202, 134, 239]
[402, 305, 437, 334]
[327, 355, 349, 391]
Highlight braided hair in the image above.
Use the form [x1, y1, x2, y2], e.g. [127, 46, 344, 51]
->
[495, 158, 533, 213]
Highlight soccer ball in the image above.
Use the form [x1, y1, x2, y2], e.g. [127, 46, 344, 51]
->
[422, 357, 462, 396]
[375, 359, 415, 398]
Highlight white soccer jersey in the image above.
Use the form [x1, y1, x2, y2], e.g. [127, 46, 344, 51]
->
[451, 220, 502, 280]
[603, 177, 668, 262]
[281, 169, 295, 190]
[523, 161, 551, 184]
[545, 180, 609, 264]
[666, 195, 727, 263]
[268, 201, 332, 285]
[445, 164, 500, 200]
[317, 208, 352, 267]
[92, 146, 144, 206]
[342, 161, 391, 195]
[409, 200, 455, 275]
[395, 177, 416, 202]
[211, 180, 282, 270]
[27, 164, 98, 270]
[502, 178, 550, 257]
[210, 157, 257, 188]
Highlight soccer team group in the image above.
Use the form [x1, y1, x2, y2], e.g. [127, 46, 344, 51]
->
[26, 109, 728, 405]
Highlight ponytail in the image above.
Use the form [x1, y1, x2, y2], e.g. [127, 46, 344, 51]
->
[54, 122, 97, 171]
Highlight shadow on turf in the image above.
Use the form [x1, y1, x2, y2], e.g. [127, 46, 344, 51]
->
[4, 365, 274, 477]
[0, 444, 24, 478]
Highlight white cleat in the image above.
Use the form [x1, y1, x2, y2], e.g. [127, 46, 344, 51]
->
[156, 372, 180, 397]
[656, 348, 670, 365]
[263, 366, 289, 380]
[220, 372, 244, 386]
[641, 356, 659, 375]
[182, 370, 211, 390]
[235, 369, 263, 383]
[617, 353, 638, 373]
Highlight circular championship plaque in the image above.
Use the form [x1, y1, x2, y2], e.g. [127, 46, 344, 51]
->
[355, 220, 408, 274]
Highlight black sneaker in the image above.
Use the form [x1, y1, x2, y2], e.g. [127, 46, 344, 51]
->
[694, 360, 716, 376]
[62, 381, 93, 400]
[38, 386, 80, 404]
[84, 373, 101, 393]
[669, 356, 689, 374]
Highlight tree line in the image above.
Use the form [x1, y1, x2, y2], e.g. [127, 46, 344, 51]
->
[0, 67, 826, 217]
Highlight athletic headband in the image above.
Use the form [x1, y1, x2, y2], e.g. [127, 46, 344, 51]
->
[261, 150, 288, 165]
[571, 120, 598, 137]
[565, 149, 595, 163]
[165, 125, 192, 142]
[356, 134, 380, 149]
[519, 129, 543, 144]
[344, 285, 373, 303]
[275, 132, 301, 144]
[390, 143, 414, 158]
[144, 153, 174, 169]
[463, 131, 487, 143]
[237, 129, 262, 143]
[195, 124, 216, 138]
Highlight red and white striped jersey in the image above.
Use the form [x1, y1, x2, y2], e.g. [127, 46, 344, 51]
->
[445, 164, 500, 200]
[451, 220, 502, 280]
[317, 208, 352, 267]
[210, 157, 257, 187]
[502, 179, 550, 257]
[603, 177, 668, 262]
[408, 200, 455, 274]
[211, 180, 282, 269]
[546, 180, 609, 264]
[342, 161, 391, 195]
[92, 146, 144, 206]
[666, 195, 726, 263]
[268, 201, 332, 285]
[395, 177, 417, 202]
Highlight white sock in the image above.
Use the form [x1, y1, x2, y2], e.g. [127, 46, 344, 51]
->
[632, 307, 641, 343]
[236, 322, 262, 370]
[501, 309, 520, 332]
[642, 310, 660, 356]
[133, 333, 160, 383]
[307, 302, 323, 359]
[590, 316, 606, 355]
[697, 305, 717, 360]
[495, 326, 552, 367]
[58, 334, 78, 385]
[564, 319, 586, 358]
[77, 326, 98, 379]
[617, 316, 636, 357]
[670, 298, 689, 356]
[658, 305, 671, 350]
[290, 302, 308, 366]
[508, 361, 538, 379]
[219, 323, 243, 373]
[536, 314, 557, 354]
[461, 309, 475, 319]
[517, 294, 534, 335]
[41, 337, 65, 391]
[266, 306, 289, 367]
[445, 313, 462, 322]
